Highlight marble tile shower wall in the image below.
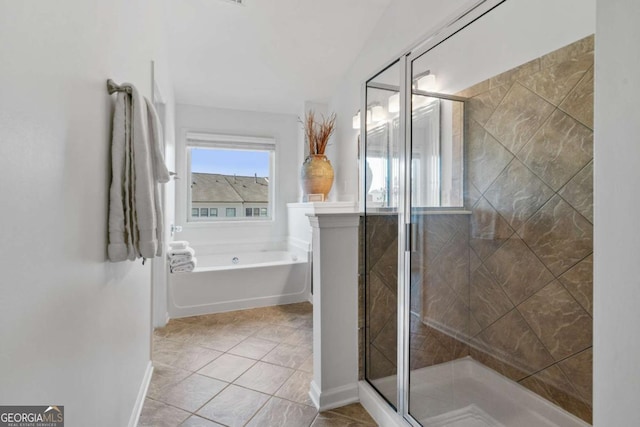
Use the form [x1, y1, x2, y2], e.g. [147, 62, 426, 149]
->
[361, 214, 471, 381]
[362, 214, 399, 382]
[360, 35, 593, 424]
[461, 35, 594, 423]
[412, 213, 472, 369]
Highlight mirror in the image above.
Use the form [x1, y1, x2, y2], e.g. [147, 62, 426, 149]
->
[364, 62, 401, 211]
[363, 62, 465, 211]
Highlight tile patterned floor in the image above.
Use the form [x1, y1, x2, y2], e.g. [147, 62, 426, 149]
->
[139, 302, 377, 427]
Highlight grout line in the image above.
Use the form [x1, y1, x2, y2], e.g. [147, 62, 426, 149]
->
[557, 64, 594, 131]
[555, 251, 594, 319]
[517, 345, 593, 387]
[240, 395, 272, 427]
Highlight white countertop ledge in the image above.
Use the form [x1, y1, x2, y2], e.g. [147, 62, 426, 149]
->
[287, 201, 358, 215]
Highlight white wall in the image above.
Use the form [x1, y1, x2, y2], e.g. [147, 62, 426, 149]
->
[175, 104, 299, 249]
[0, 0, 173, 425]
[329, 0, 595, 203]
[594, 1, 640, 424]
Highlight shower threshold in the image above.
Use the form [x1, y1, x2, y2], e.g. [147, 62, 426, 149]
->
[367, 357, 589, 427]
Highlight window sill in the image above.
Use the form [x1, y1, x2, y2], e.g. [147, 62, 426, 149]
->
[183, 218, 275, 229]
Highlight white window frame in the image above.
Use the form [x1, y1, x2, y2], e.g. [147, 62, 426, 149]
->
[182, 132, 276, 225]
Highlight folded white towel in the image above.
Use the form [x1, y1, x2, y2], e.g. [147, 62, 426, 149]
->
[168, 247, 195, 257]
[171, 258, 197, 273]
[108, 92, 135, 262]
[169, 241, 190, 250]
[170, 256, 193, 267]
[107, 85, 169, 262]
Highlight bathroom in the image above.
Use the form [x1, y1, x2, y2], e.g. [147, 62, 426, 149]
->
[0, 0, 638, 426]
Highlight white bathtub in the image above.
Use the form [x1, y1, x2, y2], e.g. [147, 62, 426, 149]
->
[168, 250, 310, 318]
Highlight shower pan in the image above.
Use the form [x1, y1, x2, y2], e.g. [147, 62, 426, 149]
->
[361, 1, 593, 426]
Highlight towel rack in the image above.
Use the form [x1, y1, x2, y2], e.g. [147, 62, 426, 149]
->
[106, 79, 132, 95]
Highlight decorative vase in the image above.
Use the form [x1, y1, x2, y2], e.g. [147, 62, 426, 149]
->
[301, 154, 334, 200]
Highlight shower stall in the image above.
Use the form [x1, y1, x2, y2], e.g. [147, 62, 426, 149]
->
[360, 1, 593, 426]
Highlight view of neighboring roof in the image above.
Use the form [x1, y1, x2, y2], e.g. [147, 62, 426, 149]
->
[191, 173, 269, 203]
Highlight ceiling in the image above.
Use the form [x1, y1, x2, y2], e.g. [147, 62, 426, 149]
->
[167, 0, 392, 114]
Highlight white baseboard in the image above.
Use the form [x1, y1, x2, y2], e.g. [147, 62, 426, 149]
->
[170, 292, 310, 318]
[153, 312, 169, 329]
[309, 380, 359, 411]
[128, 361, 154, 427]
[309, 380, 321, 409]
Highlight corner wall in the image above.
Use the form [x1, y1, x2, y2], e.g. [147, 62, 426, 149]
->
[594, 1, 640, 425]
[0, 1, 173, 425]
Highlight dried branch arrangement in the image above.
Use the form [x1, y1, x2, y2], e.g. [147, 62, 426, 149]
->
[301, 110, 336, 155]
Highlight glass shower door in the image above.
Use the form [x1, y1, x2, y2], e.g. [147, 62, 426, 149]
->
[363, 60, 402, 408]
[408, 90, 469, 425]
[405, 74, 469, 425]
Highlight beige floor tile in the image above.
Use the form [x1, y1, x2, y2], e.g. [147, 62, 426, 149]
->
[300, 316, 313, 329]
[154, 339, 223, 372]
[198, 353, 256, 382]
[311, 412, 374, 427]
[147, 364, 191, 400]
[219, 319, 267, 336]
[253, 324, 300, 343]
[180, 415, 224, 426]
[328, 403, 376, 425]
[155, 373, 228, 412]
[245, 397, 317, 427]
[262, 343, 312, 369]
[255, 307, 295, 325]
[196, 384, 269, 427]
[299, 354, 314, 373]
[138, 398, 190, 427]
[274, 370, 314, 406]
[228, 337, 278, 360]
[234, 361, 295, 394]
[269, 313, 311, 329]
[281, 302, 313, 314]
[171, 314, 215, 326]
[194, 330, 247, 352]
[282, 327, 313, 348]
[154, 321, 203, 343]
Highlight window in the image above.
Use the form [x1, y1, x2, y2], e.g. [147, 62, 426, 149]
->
[186, 133, 275, 222]
[245, 207, 264, 217]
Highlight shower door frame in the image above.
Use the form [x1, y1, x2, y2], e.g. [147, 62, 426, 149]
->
[360, 1, 507, 426]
